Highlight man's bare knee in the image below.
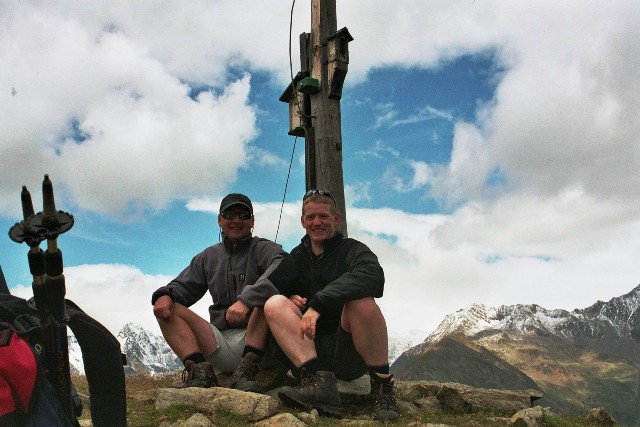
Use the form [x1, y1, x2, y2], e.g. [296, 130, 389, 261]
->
[344, 297, 380, 319]
[264, 295, 289, 319]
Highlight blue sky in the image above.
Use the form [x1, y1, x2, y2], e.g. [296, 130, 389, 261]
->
[1, 1, 639, 346]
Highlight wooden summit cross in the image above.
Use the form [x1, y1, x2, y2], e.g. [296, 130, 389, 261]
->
[280, 0, 353, 236]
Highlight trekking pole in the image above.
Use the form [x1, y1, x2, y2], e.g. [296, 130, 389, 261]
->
[38, 175, 75, 420]
[8, 186, 50, 323]
[8, 175, 75, 420]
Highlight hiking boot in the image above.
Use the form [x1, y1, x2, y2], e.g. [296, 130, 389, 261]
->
[278, 369, 342, 418]
[230, 356, 261, 393]
[370, 373, 399, 421]
[181, 361, 218, 388]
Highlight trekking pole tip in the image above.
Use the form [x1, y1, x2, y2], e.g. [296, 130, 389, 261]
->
[21, 185, 35, 220]
[42, 174, 60, 228]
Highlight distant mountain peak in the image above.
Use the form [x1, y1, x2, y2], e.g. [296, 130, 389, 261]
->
[392, 284, 640, 425]
[70, 323, 181, 375]
[425, 284, 640, 345]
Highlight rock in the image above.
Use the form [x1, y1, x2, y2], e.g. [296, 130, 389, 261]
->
[437, 385, 473, 413]
[296, 409, 319, 423]
[338, 420, 380, 426]
[586, 407, 616, 426]
[414, 396, 442, 413]
[337, 375, 371, 396]
[509, 406, 546, 427]
[393, 380, 541, 416]
[151, 378, 546, 423]
[399, 381, 540, 416]
[254, 412, 307, 426]
[406, 423, 449, 427]
[155, 387, 281, 421]
[397, 399, 421, 415]
[176, 413, 215, 427]
[394, 380, 440, 401]
[130, 389, 157, 404]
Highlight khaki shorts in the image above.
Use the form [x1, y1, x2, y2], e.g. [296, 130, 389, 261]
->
[205, 326, 246, 373]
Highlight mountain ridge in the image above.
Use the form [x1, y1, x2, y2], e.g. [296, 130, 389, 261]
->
[419, 284, 640, 347]
[391, 283, 640, 426]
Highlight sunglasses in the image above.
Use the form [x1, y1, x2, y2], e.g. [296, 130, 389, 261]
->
[220, 210, 252, 220]
[303, 189, 336, 204]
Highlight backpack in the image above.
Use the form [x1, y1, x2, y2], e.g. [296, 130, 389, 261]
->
[0, 267, 127, 427]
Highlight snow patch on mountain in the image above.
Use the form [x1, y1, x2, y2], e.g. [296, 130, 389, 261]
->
[425, 285, 640, 345]
[69, 322, 180, 375]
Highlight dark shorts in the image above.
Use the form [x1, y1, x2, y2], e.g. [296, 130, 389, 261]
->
[270, 326, 367, 381]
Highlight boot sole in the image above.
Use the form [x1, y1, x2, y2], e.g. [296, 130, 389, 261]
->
[231, 382, 261, 393]
[278, 392, 342, 418]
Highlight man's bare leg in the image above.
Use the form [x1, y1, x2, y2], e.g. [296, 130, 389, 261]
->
[341, 297, 388, 367]
[244, 307, 269, 352]
[157, 303, 217, 359]
[264, 295, 317, 367]
[230, 307, 270, 392]
[341, 297, 398, 421]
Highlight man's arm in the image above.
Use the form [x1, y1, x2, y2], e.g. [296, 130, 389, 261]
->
[307, 240, 384, 315]
[236, 240, 298, 308]
[151, 253, 209, 307]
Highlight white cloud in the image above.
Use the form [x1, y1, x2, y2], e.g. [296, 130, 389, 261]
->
[9, 193, 639, 342]
[346, 199, 640, 337]
[345, 181, 372, 206]
[3, 1, 640, 343]
[3, 1, 639, 218]
[355, 140, 400, 161]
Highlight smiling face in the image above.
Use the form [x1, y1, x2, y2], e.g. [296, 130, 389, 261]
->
[218, 204, 254, 245]
[301, 198, 340, 253]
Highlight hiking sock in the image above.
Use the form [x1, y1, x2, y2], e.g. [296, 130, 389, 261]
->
[242, 345, 265, 360]
[368, 364, 390, 380]
[299, 357, 321, 376]
[183, 352, 207, 366]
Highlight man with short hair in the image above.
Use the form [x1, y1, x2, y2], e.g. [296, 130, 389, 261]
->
[152, 193, 293, 392]
[264, 189, 399, 421]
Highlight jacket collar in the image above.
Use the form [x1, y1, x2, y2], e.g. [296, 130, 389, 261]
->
[301, 232, 344, 255]
[222, 233, 253, 253]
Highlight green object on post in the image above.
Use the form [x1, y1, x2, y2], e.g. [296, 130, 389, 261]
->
[297, 77, 320, 94]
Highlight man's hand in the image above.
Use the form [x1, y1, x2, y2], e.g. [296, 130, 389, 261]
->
[153, 295, 173, 321]
[300, 307, 320, 340]
[226, 299, 250, 325]
[289, 295, 307, 312]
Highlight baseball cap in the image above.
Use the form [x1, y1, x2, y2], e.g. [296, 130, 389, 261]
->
[219, 193, 253, 214]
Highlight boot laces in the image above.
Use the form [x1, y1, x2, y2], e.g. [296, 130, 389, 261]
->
[299, 370, 321, 388]
[181, 364, 193, 384]
[373, 380, 396, 410]
[236, 357, 260, 381]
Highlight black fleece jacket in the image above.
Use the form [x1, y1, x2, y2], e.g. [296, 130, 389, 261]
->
[278, 232, 385, 335]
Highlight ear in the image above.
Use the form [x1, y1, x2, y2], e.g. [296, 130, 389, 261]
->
[334, 213, 341, 224]
[300, 215, 305, 228]
[217, 214, 223, 227]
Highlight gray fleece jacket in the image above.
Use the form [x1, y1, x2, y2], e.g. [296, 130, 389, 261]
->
[151, 235, 290, 330]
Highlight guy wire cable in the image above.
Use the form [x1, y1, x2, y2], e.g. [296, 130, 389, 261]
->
[274, 0, 299, 243]
[275, 136, 298, 243]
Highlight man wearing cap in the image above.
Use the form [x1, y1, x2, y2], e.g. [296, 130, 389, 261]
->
[263, 189, 399, 421]
[152, 193, 293, 392]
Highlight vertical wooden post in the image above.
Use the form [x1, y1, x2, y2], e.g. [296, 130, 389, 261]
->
[282, 1, 351, 236]
[308, 0, 348, 236]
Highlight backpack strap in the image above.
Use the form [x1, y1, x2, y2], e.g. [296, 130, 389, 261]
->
[0, 265, 9, 295]
[65, 301, 127, 427]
